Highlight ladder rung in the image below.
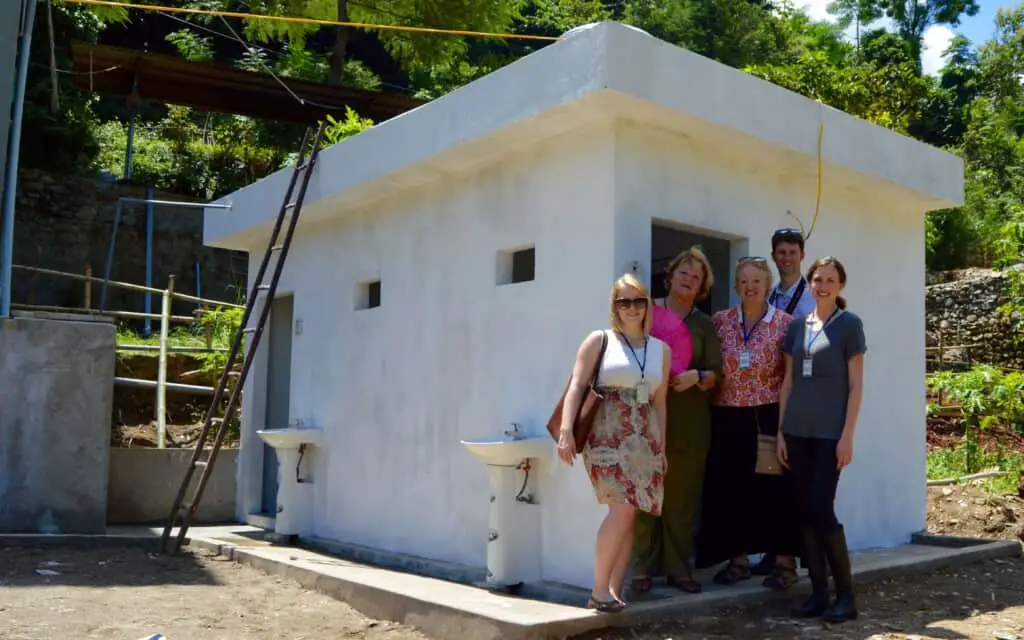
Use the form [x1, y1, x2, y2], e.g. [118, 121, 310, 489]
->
[285, 201, 297, 209]
[179, 502, 193, 512]
[193, 461, 208, 468]
[243, 327, 258, 334]
[256, 284, 271, 291]
[271, 245, 284, 252]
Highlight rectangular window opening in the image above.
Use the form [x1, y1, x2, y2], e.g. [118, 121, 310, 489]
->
[497, 246, 535, 285]
[355, 279, 381, 310]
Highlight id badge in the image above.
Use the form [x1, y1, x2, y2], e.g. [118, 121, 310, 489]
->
[636, 380, 650, 405]
[802, 355, 813, 378]
[738, 350, 752, 370]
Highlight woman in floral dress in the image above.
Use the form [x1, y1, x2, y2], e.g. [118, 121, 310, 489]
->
[556, 272, 671, 613]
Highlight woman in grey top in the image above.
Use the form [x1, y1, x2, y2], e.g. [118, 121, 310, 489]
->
[776, 256, 866, 624]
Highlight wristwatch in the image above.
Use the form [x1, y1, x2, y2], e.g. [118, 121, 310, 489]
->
[696, 370, 705, 385]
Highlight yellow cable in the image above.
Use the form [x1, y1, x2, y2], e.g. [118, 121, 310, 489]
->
[60, 0, 564, 42]
[805, 113, 824, 241]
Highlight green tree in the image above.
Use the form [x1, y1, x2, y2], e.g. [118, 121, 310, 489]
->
[233, 0, 526, 84]
[870, 0, 980, 69]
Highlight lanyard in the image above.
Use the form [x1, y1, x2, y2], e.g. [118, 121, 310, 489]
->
[805, 308, 842, 351]
[739, 307, 769, 345]
[619, 333, 648, 381]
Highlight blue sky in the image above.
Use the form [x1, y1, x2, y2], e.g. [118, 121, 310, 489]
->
[799, 0, 1023, 75]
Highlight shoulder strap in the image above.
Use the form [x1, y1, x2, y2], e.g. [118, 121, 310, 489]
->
[588, 331, 609, 389]
[785, 278, 806, 316]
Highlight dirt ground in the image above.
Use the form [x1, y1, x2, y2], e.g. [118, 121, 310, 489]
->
[0, 546, 429, 640]
[929, 483, 1024, 540]
[2, 540, 1023, 640]
[588, 554, 1024, 640]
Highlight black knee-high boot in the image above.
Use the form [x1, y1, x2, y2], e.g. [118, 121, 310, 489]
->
[822, 526, 858, 622]
[791, 529, 829, 618]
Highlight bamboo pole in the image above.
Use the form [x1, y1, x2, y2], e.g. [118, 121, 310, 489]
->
[84, 263, 92, 310]
[157, 275, 175, 449]
[11, 264, 244, 309]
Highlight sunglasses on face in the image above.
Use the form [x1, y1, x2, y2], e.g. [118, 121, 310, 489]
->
[615, 297, 649, 310]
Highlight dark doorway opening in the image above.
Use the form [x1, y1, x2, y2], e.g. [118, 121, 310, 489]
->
[651, 223, 733, 315]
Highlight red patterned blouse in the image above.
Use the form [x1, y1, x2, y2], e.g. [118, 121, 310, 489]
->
[711, 305, 793, 408]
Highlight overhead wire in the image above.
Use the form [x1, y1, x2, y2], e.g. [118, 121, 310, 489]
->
[60, 0, 563, 42]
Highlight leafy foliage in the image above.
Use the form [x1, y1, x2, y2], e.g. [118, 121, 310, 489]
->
[928, 366, 1024, 472]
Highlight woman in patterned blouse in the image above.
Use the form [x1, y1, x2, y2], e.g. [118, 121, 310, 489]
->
[694, 256, 801, 590]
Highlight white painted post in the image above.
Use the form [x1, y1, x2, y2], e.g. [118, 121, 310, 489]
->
[157, 274, 175, 449]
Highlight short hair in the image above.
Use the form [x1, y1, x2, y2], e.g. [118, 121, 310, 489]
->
[771, 227, 805, 252]
[734, 256, 774, 293]
[664, 246, 714, 301]
[609, 272, 653, 336]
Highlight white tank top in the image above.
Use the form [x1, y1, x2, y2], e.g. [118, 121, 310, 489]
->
[596, 330, 665, 390]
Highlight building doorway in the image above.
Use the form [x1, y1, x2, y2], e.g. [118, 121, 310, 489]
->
[260, 294, 294, 516]
[651, 222, 735, 314]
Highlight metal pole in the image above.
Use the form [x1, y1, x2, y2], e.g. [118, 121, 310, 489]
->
[194, 259, 201, 310]
[157, 274, 175, 449]
[0, 0, 38, 317]
[144, 186, 154, 336]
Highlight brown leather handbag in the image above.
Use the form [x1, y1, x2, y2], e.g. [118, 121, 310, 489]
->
[755, 434, 783, 476]
[546, 331, 609, 453]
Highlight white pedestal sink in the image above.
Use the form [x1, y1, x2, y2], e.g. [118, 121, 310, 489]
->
[257, 427, 322, 538]
[460, 429, 552, 592]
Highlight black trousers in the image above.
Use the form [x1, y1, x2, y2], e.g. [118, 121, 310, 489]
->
[695, 403, 801, 568]
[786, 434, 842, 533]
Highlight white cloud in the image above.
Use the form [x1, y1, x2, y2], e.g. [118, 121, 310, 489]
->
[921, 24, 955, 76]
[799, 0, 833, 22]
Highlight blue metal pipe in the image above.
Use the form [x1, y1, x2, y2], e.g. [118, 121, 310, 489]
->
[0, 0, 38, 317]
[144, 186, 154, 336]
[194, 258, 201, 309]
[99, 199, 123, 312]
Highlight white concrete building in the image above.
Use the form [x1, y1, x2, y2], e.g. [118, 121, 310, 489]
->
[204, 21, 963, 590]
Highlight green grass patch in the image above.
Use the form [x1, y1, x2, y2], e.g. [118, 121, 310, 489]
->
[928, 443, 1024, 496]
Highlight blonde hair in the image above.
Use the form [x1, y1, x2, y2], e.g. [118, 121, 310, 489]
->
[734, 257, 774, 294]
[609, 272, 653, 336]
[664, 246, 714, 301]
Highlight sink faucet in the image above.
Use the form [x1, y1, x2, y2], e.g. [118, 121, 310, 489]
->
[504, 422, 523, 440]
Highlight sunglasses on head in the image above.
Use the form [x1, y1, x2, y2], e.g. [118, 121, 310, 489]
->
[737, 256, 769, 264]
[772, 227, 804, 241]
[615, 297, 649, 310]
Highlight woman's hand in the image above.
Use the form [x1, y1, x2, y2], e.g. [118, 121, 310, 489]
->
[776, 432, 789, 469]
[557, 430, 576, 466]
[671, 370, 700, 393]
[836, 435, 854, 470]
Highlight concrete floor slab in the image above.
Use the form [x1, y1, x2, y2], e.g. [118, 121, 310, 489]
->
[1, 525, 1019, 640]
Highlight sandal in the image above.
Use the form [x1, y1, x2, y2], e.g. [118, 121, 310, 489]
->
[587, 596, 625, 613]
[666, 576, 703, 594]
[713, 560, 751, 586]
[630, 575, 652, 594]
[763, 563, 799, 591]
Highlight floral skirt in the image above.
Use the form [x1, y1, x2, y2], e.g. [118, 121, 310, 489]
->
[582, 387, 667, 516]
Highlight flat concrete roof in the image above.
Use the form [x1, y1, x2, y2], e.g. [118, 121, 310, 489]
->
[204, 21, 964, 251]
